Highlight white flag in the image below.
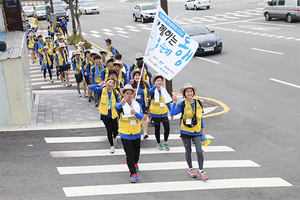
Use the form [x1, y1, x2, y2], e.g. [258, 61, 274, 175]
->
[144, 5, 198, 81]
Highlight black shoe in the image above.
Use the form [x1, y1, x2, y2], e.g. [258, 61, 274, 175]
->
[95, 103, 99, 107]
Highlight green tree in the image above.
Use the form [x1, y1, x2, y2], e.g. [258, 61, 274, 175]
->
[62, 0, 83, 39]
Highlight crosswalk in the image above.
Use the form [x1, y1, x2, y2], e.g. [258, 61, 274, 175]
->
[44, 131, 293, 198]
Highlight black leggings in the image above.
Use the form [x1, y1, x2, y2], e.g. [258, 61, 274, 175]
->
[181, 134, 204, 170]
[43, 67, 52, 80]
[101, 115, 118, 146]
[62, 29, 67, 36]
[121, 138, 140, 175]
[153, 117, 170, 143]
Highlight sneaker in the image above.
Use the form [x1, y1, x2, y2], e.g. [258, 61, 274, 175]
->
[198, 170, 208, 181]
[156, 143, 163, 150]
[57, 76, 60, 80]
[67, 83, 72, 87]
[189, 168, 197, 178]
[113, 138, 117, 147]
[110, 146, 115, 154]
[78, 93, 82, 97]
[163, 142, 170, 151]
[143, 132, 149, 140]
[84, 93, 88, 98]
[50, 80, 54, 83]
[130, 174, 138, 183]
[88, 96, 92, 102]
[135, 163, 139, 172]
[148, 121, 154, 127]
[44, 79, 46, 82]
[95, 103, 99, 107]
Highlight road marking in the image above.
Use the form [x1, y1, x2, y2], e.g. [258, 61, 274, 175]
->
[117, 34, 129, 38]
[82, 32, 87, 36]
[101, 29, 111, 32]
[251, 48, 283, 55]
[285, 37, 295, 40]
[44, 134, 215, 143]
[125, 26, 136, 28]
[89, 30, 99, 34]
[50, 146, 235, 158]
[276, 36, 285, 38]
[90, 34, 102, 38]
[141, 27, 152, 30]
[103, 32, 115, 36]
[197, 57, 220, 64]
[63, 178, 292, 197]
[57, 160, 260, 175]
[113, 27, 124, 30]
[40, 85, 67, 89]
[270, 78, 300, 89]
[128, 29, 141, 32]
[31, 74, 42, 77]
[116, 30, 128, 34]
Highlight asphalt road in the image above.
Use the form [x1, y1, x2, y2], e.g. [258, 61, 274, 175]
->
[1, 0, 299, 199]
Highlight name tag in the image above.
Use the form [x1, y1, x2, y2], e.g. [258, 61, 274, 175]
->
[186, 118, 192, 125]
[160, 102, 165, 107]
[198, 113, 202, 117]
[130, 120, 136, 126]
[108, 105, 111, 110]
[136, 95, 141, 99]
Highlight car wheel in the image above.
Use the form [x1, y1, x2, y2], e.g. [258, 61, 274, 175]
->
[185, 5, 188, 10]
[265, 12, 271, 21]
[133, 14, 137, 22]
[97, 11, 99, 14]
[194, 5, 197, 10]
[286, 14, 293, 23]
[207, 6, 210, 9]
[85, 10, 87, 14]
[141, 16, 145, 23]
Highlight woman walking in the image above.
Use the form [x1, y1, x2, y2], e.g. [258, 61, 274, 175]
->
[89, 77, 120, 153]
[130, 69, 150, 139]
[170, 83, 208, 181]
[115, 84, 143, 183]
[148, 74, 172, 151]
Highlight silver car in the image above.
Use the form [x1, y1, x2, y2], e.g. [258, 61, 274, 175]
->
[133, 4, 156, 23]
[33, 6, 46, 20]
[23, 6, 34, 17]
[78, 3, 100, 14]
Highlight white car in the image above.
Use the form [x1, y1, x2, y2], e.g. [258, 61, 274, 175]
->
[33, 6, 46, 20]
[23, 6, 35, 17]
[133, 4, 156, 23]
[78, 3, 100, 14]
[185, 0, 211, 10]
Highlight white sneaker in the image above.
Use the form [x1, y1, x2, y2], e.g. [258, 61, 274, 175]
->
[78, 93, 82, 97]
[84, 93, 88, 98]
[113, 138, 117, 147]
[110, 146, 115, 153]
[143, 132, 149, 139]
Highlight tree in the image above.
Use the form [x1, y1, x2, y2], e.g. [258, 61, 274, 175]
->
[62, 0, 83, 39]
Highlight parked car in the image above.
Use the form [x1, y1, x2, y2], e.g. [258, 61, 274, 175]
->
[52, 1, 68, 10]
[78, 3, 100, 14]
[185, 0, 211, 10]
[33, 5, 46, 20]
[133, 4, 156, 23]
[46, 5, 69, 21]
[181, 24, 222, 55]
[23, 6, 35, 17]
[264, 0, 300, 22]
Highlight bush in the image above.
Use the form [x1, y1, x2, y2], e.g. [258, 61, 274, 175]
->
[67, 34, 92, 49]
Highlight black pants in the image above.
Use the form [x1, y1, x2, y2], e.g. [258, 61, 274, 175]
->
[152, 116, 170, 143]
[43, 67, 52, 80]
[101, 115, 118, 146]
[62, 29, 67, 36]
[121, 138, 141, 175]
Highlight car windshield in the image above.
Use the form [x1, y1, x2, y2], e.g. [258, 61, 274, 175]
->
[84, 3, 96, 7]
[54, 1, 64, 5]
[141, 5, 156, 10]
[54, 6, 65, 11]
[23, 6, 33, 11]
[183, 25, 211, 36]
[36, 6, 45, 11]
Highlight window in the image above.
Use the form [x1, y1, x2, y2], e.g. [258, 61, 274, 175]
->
[269, 0, 277, 6]
[298, 0, 300, 6]
[278, 0, 285, 5]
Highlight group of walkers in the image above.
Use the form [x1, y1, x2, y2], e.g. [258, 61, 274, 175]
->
[25, 19, 209, 183]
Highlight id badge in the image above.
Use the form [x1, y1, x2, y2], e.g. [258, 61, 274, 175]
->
[160, 102, 165, 107]
[186, 118, 192, 125]
[108, 105, 111, 110]
[130, 120, 136, 126]
[136, 95, 141, 99]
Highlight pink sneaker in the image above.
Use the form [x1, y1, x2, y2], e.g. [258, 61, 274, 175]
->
[189, 168, 196, 178]
[198, 170, 208, 181]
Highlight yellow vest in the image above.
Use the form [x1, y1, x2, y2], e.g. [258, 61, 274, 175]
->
[72, 57, 82, 75]
[56, 51, 68, 67]
[181, 100, 203, 133]
[48, 25, 55, 33]
[97, 88, 118, 119]
[103, 68, 110, 80]
[82, 59, 89, 76]
[118, 102, 141, 135]
[41, 52, 51, 66]
[27, 37, 35, 49]
[116, 71, 125, 83]
[45, 41, 54, 56]
[149, 92, 168, 115]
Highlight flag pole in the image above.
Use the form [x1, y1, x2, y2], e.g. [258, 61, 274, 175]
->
[134, 61, 145, 100]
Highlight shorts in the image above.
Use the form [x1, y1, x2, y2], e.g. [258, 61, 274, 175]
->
[75, 74, 83, 83]
[28, 48, 34, 51]
[142, 105, 148, 115]
[58, 66, 69, 72]
[149, 116, 169, 125]
[84, 75, 91, 85]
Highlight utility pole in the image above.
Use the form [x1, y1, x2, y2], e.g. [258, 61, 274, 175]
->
[160, 0, 173, 96]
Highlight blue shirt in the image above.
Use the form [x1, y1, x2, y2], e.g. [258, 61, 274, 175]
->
[148, 86, 171, 118]
[115, 102, 143, 140]
[133, 82, 150, 106]
[170, 102, 204, 136]
[88, 85, 120, 118]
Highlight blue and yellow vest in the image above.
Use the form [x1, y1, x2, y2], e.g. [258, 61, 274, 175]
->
[181, 100, 203, 133]
[98, 87, 118, 119]
[118, 102, 141, 135]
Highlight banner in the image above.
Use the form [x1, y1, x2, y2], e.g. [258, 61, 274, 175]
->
[2, 0, 23, 31]
[144, 5, 198, 81]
